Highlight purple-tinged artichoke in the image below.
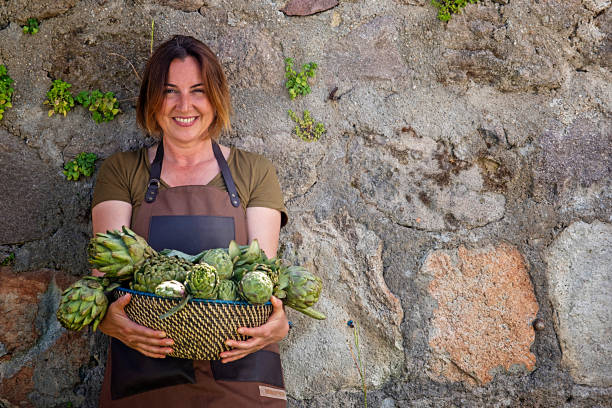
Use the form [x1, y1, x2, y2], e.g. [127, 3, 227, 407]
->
[155, 280, 186, 298]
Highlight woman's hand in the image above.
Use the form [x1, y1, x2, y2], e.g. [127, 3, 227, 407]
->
[99, 294, 175, 359]
[220, 296, 289, 363]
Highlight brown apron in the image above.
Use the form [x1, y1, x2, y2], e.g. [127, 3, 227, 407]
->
[99, 140, 287, 407]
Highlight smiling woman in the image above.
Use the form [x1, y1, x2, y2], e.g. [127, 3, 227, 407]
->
[92, 35, 289, 408]
[136, 36, 231, 141]
[154, 57, 216, 148]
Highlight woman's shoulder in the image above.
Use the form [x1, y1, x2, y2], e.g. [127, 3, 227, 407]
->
[101, 147, 148, 171]
[104, 146, 147, 163]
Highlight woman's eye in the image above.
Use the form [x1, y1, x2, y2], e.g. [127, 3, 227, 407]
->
[164, 89, 177, 94]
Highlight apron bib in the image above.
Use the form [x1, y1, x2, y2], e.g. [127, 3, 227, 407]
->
[99, 141, 286, 407]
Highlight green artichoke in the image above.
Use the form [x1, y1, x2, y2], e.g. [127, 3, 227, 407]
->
[283, 266, 322, 309]
[200, 248, 233, 280]
[217, 279, 239, 301]
[88, 226, 156, 281]
[160, 263, 218, 320]
[228, 240, 241, 261]
[155, 280, 186, 298]
[239, 271, 273, 304]
[233, 239, 264, 267]
[56, 276, 109, 331]
[185, 263, 218, 299]
[130, 255, 192, 293]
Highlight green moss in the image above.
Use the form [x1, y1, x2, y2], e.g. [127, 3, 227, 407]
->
[432, 0, 479, 21]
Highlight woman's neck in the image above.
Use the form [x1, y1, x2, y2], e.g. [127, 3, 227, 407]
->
[162, 137, 215, 168]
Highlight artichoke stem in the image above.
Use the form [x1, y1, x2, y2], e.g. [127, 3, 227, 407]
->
[290, 305, 326, 320]
[160, 294, 191, 320]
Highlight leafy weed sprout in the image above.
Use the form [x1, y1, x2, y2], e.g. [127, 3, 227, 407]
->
[76, 90, 121, 123]
[44, 79, 74, 117]
[284, 58, 317, 100]
[0, 65, 14, 121]
[288, 110, 325, 142]
[1, 253, 15, 266]
[432, 0, 479, 21]
[22, 18, 39, 34]
[63, 152, 98, 181]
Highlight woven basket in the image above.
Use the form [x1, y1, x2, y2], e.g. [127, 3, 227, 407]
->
[114, 287, 272, 360]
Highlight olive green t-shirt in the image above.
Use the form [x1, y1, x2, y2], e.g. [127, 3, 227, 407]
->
[92, 146, 288, 227]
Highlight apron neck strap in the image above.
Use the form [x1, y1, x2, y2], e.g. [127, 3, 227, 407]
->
[144, 139, 164, 203]
[144, 139, 241, 208]
[212, 141, 241, 208]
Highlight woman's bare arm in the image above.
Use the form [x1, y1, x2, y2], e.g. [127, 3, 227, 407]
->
[245, 207, 281, 258]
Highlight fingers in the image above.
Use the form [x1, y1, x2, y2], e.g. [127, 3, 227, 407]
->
[100, 294, 173, 357]
[220, 350, 252, 363]
[219, 302, 290, 363]
[270, 295, 283, 310]
[126, 318, 168, 341]
[136, 342, 174, 358]
[113, 293, 131, 310]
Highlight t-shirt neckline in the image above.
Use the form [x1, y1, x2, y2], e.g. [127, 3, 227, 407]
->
[143, 145, 234, 188]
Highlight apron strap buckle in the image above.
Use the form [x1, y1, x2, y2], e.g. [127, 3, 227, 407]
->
[145, 178, 161, 203]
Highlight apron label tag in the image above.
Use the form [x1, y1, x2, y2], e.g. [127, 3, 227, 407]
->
[259, 385, 287, 400]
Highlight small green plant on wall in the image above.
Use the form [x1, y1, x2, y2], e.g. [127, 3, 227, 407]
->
[76, 90, 121, 123]
[284, 58, 318, 100]
[22, 18, 39, 34]
[432, 0, 479, 21]
[63, 152, 98, 181]
[0, 65, 14, 121]
[288, 109, 325, 142]
[1, 253, 15, 266]
[44, 79, 74, 117]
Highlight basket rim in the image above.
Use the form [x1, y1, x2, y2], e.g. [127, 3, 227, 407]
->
[115, 286, 272, 306]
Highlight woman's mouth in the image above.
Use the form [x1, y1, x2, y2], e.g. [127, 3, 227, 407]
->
[173, 116, 197, 126]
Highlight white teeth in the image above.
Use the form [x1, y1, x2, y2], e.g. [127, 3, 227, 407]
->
[175, 117, 196, 124]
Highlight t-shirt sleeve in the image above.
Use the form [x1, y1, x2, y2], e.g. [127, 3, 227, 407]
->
[247, 155, 289, 227]
[92, 152, 134, 208]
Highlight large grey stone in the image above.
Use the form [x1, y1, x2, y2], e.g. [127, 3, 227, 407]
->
[326, 16, 408, 83]
[544, 221, 612, 386]
[0, 129, 63, 244]
[346, 133, 506, 231]
[436, 0, 596, 91]
[280, 212, 404, 399]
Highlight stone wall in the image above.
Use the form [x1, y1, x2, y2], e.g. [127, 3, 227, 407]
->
[0, 0, 610, 407]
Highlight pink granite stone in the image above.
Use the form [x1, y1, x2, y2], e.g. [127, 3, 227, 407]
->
[425, 244, 539, 385]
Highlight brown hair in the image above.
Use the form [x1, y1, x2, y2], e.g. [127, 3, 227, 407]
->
[136, 35, 231, 140]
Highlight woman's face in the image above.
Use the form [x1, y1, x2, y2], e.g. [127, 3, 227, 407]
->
[155, 56, 215, 145]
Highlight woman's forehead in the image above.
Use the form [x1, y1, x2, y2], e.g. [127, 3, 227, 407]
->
[166, 56, 204, 84]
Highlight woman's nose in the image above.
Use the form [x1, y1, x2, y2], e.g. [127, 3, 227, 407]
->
[177, 92, 191, 111]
